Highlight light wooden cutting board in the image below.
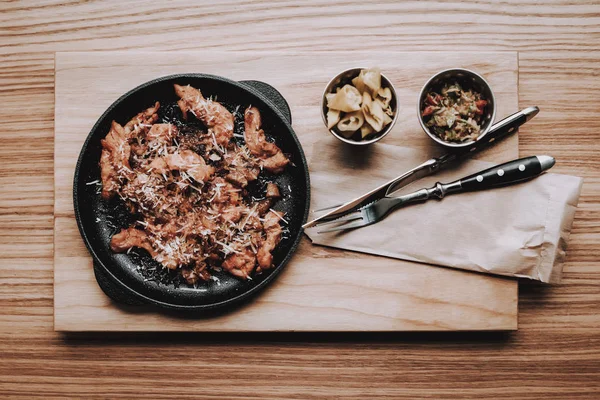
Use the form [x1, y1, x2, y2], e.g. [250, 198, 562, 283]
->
[54, 51, 519, 331]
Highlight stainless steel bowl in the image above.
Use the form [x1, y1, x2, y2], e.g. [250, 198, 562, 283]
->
[321, 67, 399, 146]
[418, 68, 496, 148]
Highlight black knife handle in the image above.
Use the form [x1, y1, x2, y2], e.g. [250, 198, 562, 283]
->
[457, 155, 554, 192]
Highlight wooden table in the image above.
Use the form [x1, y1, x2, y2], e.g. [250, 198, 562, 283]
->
[1, 1, 599, 398]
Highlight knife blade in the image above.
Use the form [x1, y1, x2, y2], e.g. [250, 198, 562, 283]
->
[302, 106, 539, 229]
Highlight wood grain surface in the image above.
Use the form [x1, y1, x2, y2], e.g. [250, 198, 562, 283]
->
[53, 51, 518, 332]
[1, 1, 599, 398]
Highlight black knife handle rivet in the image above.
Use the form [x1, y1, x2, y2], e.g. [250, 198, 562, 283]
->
[458, 155, 554, 192]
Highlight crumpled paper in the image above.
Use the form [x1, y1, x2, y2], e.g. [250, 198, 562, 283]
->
[304, 140, 582, 283]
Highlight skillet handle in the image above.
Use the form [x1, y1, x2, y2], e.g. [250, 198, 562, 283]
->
[239, 80, 292, 124]
[93, 262, 147, 306]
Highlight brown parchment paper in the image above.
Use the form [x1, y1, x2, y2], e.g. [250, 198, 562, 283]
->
[304, 140, 583, 283]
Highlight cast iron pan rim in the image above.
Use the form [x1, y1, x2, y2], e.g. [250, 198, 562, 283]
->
[73, 73, 310, 311]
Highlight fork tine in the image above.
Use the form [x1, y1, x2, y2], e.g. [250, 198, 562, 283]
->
[316, 218, 369, 233]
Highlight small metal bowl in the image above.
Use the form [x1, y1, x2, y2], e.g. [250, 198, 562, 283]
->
[418, 68, 496, 148]
[321, 67, 399, 145]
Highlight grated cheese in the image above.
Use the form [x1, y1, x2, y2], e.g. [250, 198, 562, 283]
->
[102, 92, 288, 284]
[269, 209, 289, 224]
[239, 203, 258, 232]
[214, 240, 240, 255]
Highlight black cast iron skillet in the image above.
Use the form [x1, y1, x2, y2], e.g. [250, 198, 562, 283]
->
[74, 74, 310, 311]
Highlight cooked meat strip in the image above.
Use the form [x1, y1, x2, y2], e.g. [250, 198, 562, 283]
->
[102, 84, 288, 284]
[256, 199, 273, 216]
[99, 151, 118, 199]
[182, 262, 210, 285]
[239, 206, 263, 232]
[130, 143, 146, 157]
[221, 206, 245, 224]
[144, 214, 217, 243]
[265, 182, 281, 198]
[256, 210, 283, 272]
[238, 165, 260, 185]
[224, 165, 260, 187]
[174, 84, 234, 146]
[147, 157, 168, 174]
[209, 177, 242, 206]
[261, 152, 289, 174]
[110, 227, 156, 257]
[244, 106, 278, 157]
[223, 144, 260, 187]
[130, 122, 172, 163]
[181, 268, 199, 285]
[222, 248, 257, 279]
[165, 149, 215, 183]
[137, 220, 212, 270]
[170, 213, 218, 237]
[123, 102, 160, 137]
[255, 183, 281, 215]
[100, 121, 132, 199]
[146, 123, 176, 145]
[153, 236, 200, 270]
[120, 172, 183, 218]
[244, 106, 289, 173]
[225, 170, 249, 187]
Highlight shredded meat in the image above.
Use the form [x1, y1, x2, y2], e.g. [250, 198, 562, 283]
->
[222, 248, 257, 279]
[209, 177, 242, 206]
[165, 150, 215, 183]
[255, 199, 272, 216]
[262, 152, 289, 174]
[244, 106, 289, 173]
[256, 211, 283, 272]
[244, 107, 278, 157]
[266, 182, 281, 198]
[146, 123, 175, 144]
[100, 121, 132, 199]
[123, 101, 160, 137]
[174, 84, 234, 146]
[147, 157, 168, 174]
[222, 146, 260, 187]
[99, 84, 289, 284]
[182, 264, 210, 285]
[225, 168, 258, 188]
[255, 183, 282, 215]
[110, 228, 156, 257]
